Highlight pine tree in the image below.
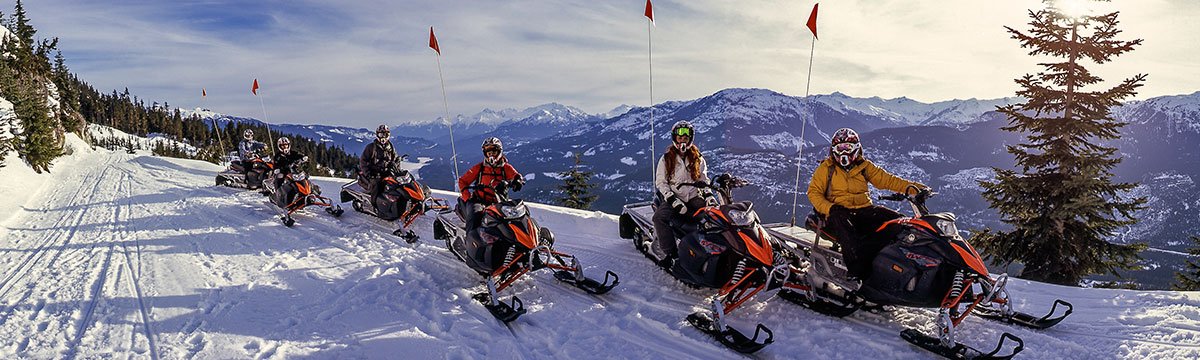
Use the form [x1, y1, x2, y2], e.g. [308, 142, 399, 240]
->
[1172, 236, 1200, 291]
[556, 152, 598, 210]
[11, 75, 61, 173]
[52, 50, 83, 133]
[973, 1, 1148, 285]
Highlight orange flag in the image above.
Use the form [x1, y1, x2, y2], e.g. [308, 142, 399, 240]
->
[429, 27, 441, 55]
[644, 0, 654, 23]
[806, 4, 819, 40]
[252, 79, 259, 95]
[202, 88, 206, 97]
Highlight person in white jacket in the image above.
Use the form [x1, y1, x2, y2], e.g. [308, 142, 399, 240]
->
[650, 120, 716, 265]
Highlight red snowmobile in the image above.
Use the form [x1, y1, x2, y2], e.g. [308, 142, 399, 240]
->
[765, 185, 1072, 360]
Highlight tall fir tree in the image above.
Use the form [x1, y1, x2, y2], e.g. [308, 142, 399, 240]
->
[973, 1, 1148, 285]
[1172, 236, 1200, 291]
[11, 75, 61, 173]
[556, 152, 598, 210]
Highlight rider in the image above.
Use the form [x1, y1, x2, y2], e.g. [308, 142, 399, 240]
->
[808, 128, 927, 280]
[236, 129, 266, 175]
[456, 137, 524, 230]
[271, 137, 308, 194]
[651, 120, 715, 266]
[359, 124, 399, 202]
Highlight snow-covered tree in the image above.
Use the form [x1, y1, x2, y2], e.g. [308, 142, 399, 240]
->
[974, 1, 1147, 285]
[1173, 236, 1200, 291]
[557, 152, 598, 210]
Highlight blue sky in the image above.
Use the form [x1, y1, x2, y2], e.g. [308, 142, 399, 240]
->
[21, 0, 1200, 128]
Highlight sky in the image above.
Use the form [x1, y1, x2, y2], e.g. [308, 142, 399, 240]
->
[21, 0, 1200, 128]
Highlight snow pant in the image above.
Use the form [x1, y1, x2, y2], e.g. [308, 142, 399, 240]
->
[457, 198, 489, 230]
[824, 205, 903, 279]
[359, 174, 384, 205]
[651, 197, 708, 261]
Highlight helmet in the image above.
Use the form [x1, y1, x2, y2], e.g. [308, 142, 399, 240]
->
[670, 120, 695, 149]
[482, 137, 504, 166]
[243, 129, 254, 140]
[375, 124, 390, 143]
[830, 128, 862, 168]
[277, 137, 291, 152]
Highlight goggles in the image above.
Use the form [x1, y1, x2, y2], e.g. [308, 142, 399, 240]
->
[833, 142, 859, 154]
[673, 127, 692, 137]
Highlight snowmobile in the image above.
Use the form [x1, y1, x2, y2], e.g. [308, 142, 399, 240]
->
[432, 181, 619, 323]
[619, 174, 794, 354]
[215, 150, 271, 190]
[339, 159, 448, 242]
[262, 159, 344, 227]
[764, 185, 1073, 360]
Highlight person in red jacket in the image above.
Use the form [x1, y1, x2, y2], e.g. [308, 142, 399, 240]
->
[456, 137, 525, 229]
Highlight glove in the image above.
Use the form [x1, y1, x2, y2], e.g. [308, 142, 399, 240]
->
[670, 196, 688, 215]
[705, 195, 718, 207]
[828, 204, 849, 217]
[512, 178, 525, 192]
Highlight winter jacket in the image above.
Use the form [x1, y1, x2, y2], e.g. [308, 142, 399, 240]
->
[272, 151, 308, 175]
[458, 159, 522, 203]
[360, 140, 398, 177]
[655, 148, 709, 202]
[238, 140, 266, 161]
[808, 158, 925, 216]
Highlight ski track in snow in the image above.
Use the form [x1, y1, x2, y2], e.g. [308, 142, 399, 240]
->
[0, 145, 1196, 359]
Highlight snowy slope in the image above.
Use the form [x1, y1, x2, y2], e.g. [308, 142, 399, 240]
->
[0, 145, 1196, 359]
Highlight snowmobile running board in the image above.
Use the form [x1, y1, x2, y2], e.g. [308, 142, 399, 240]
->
[975, 299, 1073, 330]
[901, 329, 1024, 360]
[776, 289, 860, 318]
[686, 312, 773, 354]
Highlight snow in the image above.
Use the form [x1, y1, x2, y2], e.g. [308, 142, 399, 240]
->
[87, 124, 199, 156]
[620, 157, 637, 166]
[0, 140, 1196, 359]
[940, 167, 997, 191]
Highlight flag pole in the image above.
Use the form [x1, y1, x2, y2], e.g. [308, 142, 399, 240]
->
[790, 5, 819, 226]
[256, 84, 274, 158]
[436, 55, 460, 187]
[205, 89, 225, 165]
[646, 1, 656, 196]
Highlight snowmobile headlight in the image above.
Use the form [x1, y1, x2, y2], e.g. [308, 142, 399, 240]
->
[936, 220, 961, 239]
[500, 204, 528, 220]
[394, 172, 413, 185]
[289, 172, 307, 181]
[726, 208, 758, 227]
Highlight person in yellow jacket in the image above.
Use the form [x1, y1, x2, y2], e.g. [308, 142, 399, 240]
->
[808, 128, 927, 280]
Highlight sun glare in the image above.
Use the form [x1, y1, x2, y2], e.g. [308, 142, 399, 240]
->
[1055, 0, 1095, 19]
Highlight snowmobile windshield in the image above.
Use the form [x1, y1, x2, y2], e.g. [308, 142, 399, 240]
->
[289, 171, 307, 181]
[499, 203, 528, 220]
[726, 208, 759, 227]
[934, 218, 961, 239]
[392, 170, 413, 185]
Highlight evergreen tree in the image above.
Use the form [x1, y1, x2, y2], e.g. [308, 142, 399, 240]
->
[1172, 236, 1200, 291]
[52, 50, 82, 133]
[11, 75, 61, 173]
[556, 152, 597, 210]
[973, 1, 1148, 285]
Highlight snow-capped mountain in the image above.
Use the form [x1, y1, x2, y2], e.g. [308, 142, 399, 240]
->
[390, 103, 599, 142]
[811, 92, 1023, 128]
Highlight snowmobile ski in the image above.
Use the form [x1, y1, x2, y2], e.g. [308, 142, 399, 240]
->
[552, 269, 619, 295]
[975, 299, 1073, 330]
[686, 311, 773, 354]
[777, 288, 860, 318]
[900, 329, 1024, 360]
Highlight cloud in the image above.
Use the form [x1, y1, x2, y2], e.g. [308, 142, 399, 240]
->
[21, 0, 1197, 128]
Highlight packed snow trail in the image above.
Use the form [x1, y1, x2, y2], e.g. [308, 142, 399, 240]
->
[0, 142, 1196, 359]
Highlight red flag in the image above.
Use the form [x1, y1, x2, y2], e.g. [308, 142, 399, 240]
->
[202, 88, 206, 97]
[806, 4, 819, 40]
[429, 27, 441, 55]
[644, 0, 654, 23]
[252, 79, 259, 95]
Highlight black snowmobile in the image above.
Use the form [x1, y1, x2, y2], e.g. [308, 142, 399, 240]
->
[764, 185, 1073, 360]
[619, 174, 795, 354]
[340, 159, 448, 242]
[216, 150, 271, 190]
[432, 182, 619, 323]
[262, 159, 344, 227]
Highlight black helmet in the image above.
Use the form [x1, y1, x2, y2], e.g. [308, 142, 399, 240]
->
[482, 137, 504, 166]
[243, 129, 254, 140]
[670, 120, 695, 149]
[830, 128, 862, 169]
[277, 137, 291, 152]
[375, 124, 390, 143]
